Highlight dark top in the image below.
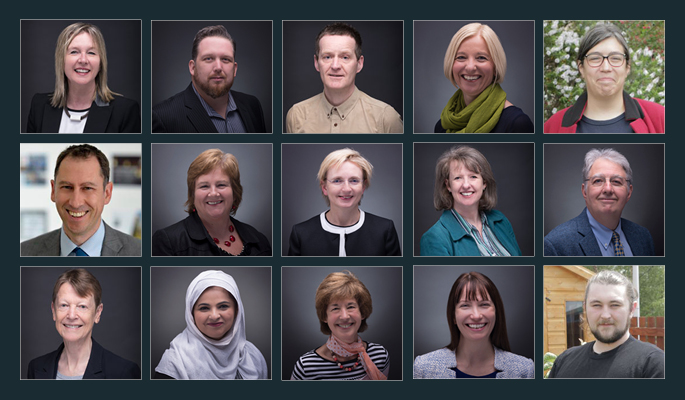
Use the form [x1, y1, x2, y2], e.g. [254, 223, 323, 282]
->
[26, 93, 141, 133]
[434, 105, 533, 133]
[152, 84, 267, 133]
[27, 338, 141, 379]
[577, 113, 634, 133]
[452, 368, 499, 378]
[288, 212, 401, 256]
[548, 337, 664, 378]
[152, 212, 272, 256]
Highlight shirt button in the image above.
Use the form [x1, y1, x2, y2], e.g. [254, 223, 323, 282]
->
[334, 123, 338, 127]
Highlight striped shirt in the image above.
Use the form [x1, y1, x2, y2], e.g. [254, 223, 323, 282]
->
[291, 342, 389, 380]
[192, 85, 246, 133]
[450, 210, 511, 256]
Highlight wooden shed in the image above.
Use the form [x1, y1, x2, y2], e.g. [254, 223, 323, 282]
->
[543, 265, 595, 356]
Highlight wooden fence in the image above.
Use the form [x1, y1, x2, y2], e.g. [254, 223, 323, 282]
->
[630, 316, 665, 350]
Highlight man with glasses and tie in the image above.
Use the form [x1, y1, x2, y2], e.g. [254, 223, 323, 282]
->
[21, 144, 141, 256]
[544, 148, 654, 256]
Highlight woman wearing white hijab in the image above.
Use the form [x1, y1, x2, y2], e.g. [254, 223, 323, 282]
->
[155, 270, 268, 379]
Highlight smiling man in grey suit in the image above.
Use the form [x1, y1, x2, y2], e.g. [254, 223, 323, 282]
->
[21, 144, 141, 256]
[544, 148, 654, 256]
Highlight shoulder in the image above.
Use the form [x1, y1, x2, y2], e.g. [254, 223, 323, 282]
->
[357, 90, 403, 132]
[363, 212, 395, 228]
[289, 93, 323, 114]
[95, 341, 141, 379]
[110, 96, 138, 109]
[28, 346, 62, 377]
[543, 106, 571, 132]
[413, 348, 454, 379]
[104, 223, 142, 256]
[357, 90, 395, 111]
[291, 215, 322, 232]
[152, 88, 188, 113]
[634, 98, 665, 114]
[621, 218, 651, 235]
[30, 92, 53, 106]
[499, 105, 534, 133]
[232, 217, 272, 255]
[494, 348, 534, 378]
[21, 229, 60, 256]
[231, 90, 260, 105]
[546, 212, 583, 238]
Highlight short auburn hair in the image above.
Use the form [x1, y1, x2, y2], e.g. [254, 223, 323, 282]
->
[52, 268, 102, 306]
[315, 271, 372, 335]
[185, 149, 242, 215]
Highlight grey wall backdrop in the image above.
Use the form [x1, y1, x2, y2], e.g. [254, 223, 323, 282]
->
[20, 266, 141, 379]
[413, 20, 535, 133]
[282, 20, 404, 131]
[414, 142, 535, 256]
[151, 21, 273, 132]
[150, 266, 272, 378]
[20, 20, 142, 133]
[281, 266, 402, 380]
[281, 143, 403, 256]
[150, 143, 273, 250]
[543, 143, 664, 255]
[413, 265, 535, 362]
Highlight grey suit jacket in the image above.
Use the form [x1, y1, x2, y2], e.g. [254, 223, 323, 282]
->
[544, 208, 655, 256]
[20, 222, 141, 256]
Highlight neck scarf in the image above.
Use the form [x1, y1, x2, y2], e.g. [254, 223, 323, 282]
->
[440, 83, 506, 133]
[319, 209, 365, 257]
[155, 270, 268, 379]
[326, 335, 387, 380]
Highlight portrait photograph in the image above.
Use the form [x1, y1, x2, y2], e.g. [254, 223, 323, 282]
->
[413, 20, 535, 133]
[543, 143, 664, 256]
[150, 266, 272, 379]
[281, 266, 402, 380]
[150, 143, 272, 257]
[151, 20, 273, 133]
[20, 19, 142, 133]
[414, 142, 534, 256]
[282, 20, 404, 133]
[413, 265, 535, 378]
[20, 266, 141, 379]
[281, 143, 402, 256]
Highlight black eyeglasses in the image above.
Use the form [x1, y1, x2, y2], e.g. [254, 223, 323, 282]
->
[584, 52, 627, 67]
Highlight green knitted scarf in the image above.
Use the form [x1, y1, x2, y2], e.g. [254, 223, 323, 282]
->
[440, 83, 506, 133]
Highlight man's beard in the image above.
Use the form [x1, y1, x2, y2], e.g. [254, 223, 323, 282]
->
[196, 75, 231, 99]
[590, 317, 631, 344]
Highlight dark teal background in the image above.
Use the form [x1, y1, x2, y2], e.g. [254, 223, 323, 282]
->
[14, 1, 674, 397]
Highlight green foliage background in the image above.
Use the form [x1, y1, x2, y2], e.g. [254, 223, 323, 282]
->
[543, 20, 665, 121]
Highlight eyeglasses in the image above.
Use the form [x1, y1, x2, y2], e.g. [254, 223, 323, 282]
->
[585, 175, 630, 187]
[326, 178, 363, 186]
[584, 52, 627, 67]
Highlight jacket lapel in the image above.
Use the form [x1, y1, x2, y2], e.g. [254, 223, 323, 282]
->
[43, 104, 63, 133]
[84, 102, 112, 133]
[183, 84, 218, 133]
[576, 209, 602, 256]
[101, 222, 123, 256]
[83, 338, 105, 379]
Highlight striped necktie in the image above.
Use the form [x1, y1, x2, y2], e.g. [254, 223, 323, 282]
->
[611, 231, 625, 256]
[71, 247, 89, 256]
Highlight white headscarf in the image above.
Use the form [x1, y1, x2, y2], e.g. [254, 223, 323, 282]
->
[155, 270, 268, 379]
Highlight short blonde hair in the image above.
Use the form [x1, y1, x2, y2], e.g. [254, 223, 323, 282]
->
[433, 146, 497, 211]
[317, 148, 373, 206]
[443, 23, 507, 89]
[185, 149, 243, 215]
[52, 22, 117, 108]
[315, 271, 373, 335]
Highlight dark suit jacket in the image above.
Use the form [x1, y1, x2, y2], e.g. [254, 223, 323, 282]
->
[544, 208, 655, 256]
[27, 338, 141, 379]
[152, 84, 267, 133]
[26, 93, 141, 133]
[151, 212, 272, 256]
[20, 222, 142, 256]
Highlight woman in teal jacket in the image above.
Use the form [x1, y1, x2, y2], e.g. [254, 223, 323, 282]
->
[420, 146, 520, 256]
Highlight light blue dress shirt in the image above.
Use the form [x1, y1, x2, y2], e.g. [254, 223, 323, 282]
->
[586, 209, 633, 256]
[60, 220, 106, 257]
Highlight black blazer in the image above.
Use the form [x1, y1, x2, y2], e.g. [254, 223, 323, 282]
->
[26, 93, 141, 133]
[152, 212, 272, 256]
[152, 84, 267, 133]
[27, 338, 141, 379]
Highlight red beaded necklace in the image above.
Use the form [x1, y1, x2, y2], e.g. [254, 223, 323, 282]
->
[331, 351, 361, 371]
[213, 224, 236, 246]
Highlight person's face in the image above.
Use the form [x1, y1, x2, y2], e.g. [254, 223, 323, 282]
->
[64, 32, 101, 88]
[578, 37, 630, 99]
[585, 283, 635, 344]
[51, 156, 112, 246]
[325, 297, 363, 344]
[321, 161, 365, 211]
[452, 34, 495, 105]
[582, 158, 632, 222]
[454, 288, 496, 343]
[315, 35, 363, 94]
[51, 282, 102, 344]
[445, 160, 486, 214]
[194, 166, 234, 224]
[190, 36, 237, 99]
[193, 286, 236, 340]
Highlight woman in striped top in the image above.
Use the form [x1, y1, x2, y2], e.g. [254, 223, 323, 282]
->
[291, 271, 389, 380]
[420, 146, 521, 256]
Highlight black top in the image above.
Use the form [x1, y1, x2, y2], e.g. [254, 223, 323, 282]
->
[577, 113, 634, 133]
[27, 338, 141, 379]
[288, 212, 401, 256]
[434, 105, 533, 133]
[152, 212, 272, 256]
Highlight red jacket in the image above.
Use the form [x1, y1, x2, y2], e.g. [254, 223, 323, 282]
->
[544, 91, 664, 133]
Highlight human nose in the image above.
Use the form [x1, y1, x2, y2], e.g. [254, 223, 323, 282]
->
[601, 178, 615, 193]
[67, 305, 77, 319]
[340, 308, 350, 319]
[470, 306, 482, 319]
[599, 57, 613, 71]
[68, 189, 84, 207]
[331, 56, 341, 68]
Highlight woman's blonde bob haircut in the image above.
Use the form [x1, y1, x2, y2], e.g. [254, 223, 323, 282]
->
[443, 23, 507, 89]
[52, 22, 117, 108]
[317, 148, 373, 206]
[185, 149, 243, 215]
[433, 146, 497, 211]
[315, 271, 373, 335]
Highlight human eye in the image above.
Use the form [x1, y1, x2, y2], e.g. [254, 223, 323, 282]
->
[609, 54, 624, 63]
[587, 55, 602, 62]
[477, 55, 489, 61]
[219, 304, 230, 310]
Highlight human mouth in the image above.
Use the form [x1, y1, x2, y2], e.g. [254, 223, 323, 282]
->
[462, 75, 481, 81]
[466, 323, 486, 330]
[75, 69, 90, 74]
[64, 324, 82, 329]
[460, 191, 475, 197]
[208, 322, 223, 327]
[207, 200, 223, 205]
[68, 210, 88, 218]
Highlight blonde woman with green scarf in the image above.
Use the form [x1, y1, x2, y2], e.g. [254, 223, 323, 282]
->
[435, 23, 533, 133]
